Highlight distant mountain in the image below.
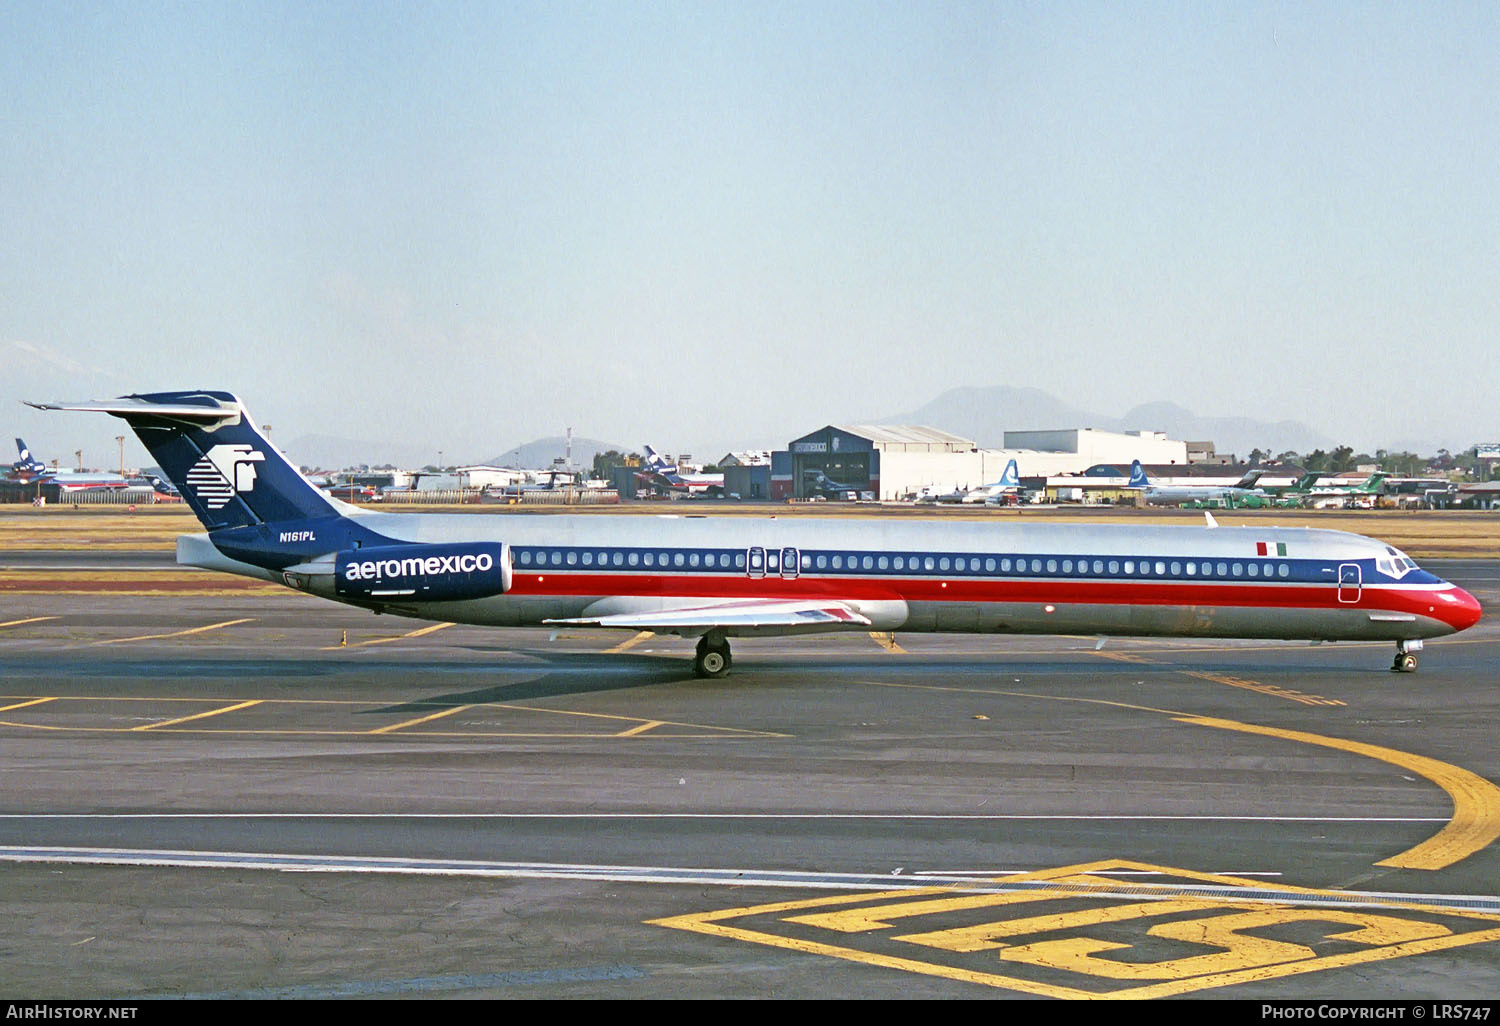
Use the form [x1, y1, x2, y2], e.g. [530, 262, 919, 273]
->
[285, 434, 443, 471]
[1115, 401, 1334, 457]
[484, 435, 633, 471]
[0, 339, 122, 395]
[877, 386, 1335, 458]
[0, 340, 146, 469]
[274, 432, 635, 472]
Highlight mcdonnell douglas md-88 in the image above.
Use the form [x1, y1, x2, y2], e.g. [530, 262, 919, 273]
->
[30, 391, 1481, 677]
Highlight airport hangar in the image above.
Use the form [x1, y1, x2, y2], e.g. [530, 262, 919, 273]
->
[770, 425, 1190, 501]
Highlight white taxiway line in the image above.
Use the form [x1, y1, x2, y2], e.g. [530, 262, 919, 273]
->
[3, 845, 1500, 915]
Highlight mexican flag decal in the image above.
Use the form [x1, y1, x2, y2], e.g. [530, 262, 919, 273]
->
[1256, 541, 1288, 556]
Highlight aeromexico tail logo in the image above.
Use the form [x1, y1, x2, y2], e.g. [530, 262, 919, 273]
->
[185, 444, 266, 509]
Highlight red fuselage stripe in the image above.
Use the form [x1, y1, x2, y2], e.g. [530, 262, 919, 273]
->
[508, 571, 1453, 617]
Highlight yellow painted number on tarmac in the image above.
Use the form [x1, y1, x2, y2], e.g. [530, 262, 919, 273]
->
[958, 907, 1451, 980]
[650, 861, 1500, 998]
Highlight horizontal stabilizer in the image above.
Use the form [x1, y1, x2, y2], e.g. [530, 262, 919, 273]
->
[26, 397, 240, 425]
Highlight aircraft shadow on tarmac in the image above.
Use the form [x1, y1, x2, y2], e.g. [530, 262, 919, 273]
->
[356, 645, 1411, 717]
[359, 650, 698, 712]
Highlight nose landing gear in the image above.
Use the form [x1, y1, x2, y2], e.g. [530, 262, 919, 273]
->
[1392, 639, 1422, 673]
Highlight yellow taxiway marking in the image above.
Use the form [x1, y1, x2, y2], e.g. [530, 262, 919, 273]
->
[869, 632, 907, 654]
[606, 631, 655, 653]
[1091, 650, 1150, 663]
[650, 858, 1500, 999]
[862, 679, 1500, 871]
[324, 622, 454, 650]
[369, 703, 475, 735]
[133, 700, 262, 732]
[0, 697, 56, 713]
[617, 720, 665, 737]
[0, 694, 789, 740]
[91, 618, 255, 646]
[1177, 715, 1500, 871]
[0, 616, 60, 628]
[1092, 650, 1342, 706]
[1178, 670, 1345, 707]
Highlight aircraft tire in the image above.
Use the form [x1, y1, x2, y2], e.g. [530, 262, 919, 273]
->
[1393, 653, 1418, 674]
[694, 638, 731, 679]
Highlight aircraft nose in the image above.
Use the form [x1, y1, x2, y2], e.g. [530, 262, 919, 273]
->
[1435, 585, 1483, 633]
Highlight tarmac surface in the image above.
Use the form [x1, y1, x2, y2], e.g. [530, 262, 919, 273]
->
[1, 555, 1498, 999]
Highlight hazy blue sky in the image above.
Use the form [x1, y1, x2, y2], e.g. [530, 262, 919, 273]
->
[3, 2, 1497, 466]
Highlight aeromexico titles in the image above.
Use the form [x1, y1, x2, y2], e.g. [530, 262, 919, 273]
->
[31, 391, 1481, 678]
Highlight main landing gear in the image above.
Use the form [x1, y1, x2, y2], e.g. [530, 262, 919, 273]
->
[1392, 639, 1422, 674]
[694, 632, 732, 679]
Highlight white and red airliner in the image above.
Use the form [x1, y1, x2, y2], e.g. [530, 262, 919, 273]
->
[32, 392, 1481, 678]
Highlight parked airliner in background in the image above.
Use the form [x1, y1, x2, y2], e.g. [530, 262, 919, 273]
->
[30, 391, 1480, 677]
[10, 437, 131, 491]
[1282, 471, 1390, 509]
[803, 469, 868, 501]
[1128, 461, 1269, 507]
[11, 438, 49, 480]
[961, 459, 1022, 504]
[639, 445, 724, 497]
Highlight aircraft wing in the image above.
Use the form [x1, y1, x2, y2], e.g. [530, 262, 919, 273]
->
[545, 598, 872, 636]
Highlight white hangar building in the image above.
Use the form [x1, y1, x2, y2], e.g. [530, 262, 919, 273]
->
[771, 425, 1189, 501]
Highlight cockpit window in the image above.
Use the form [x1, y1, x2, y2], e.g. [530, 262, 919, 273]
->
[1379, 547, 1418, 578]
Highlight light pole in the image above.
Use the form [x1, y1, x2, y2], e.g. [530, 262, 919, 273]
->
[116, 436, 125, 478]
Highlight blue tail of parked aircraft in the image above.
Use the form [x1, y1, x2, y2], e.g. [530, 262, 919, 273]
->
[998, 459, 1019, 488]
[1128, 460, 1149, 489]
[642, 445, 676, 475]
[13, 438, 47, 476]
[25, 392, 336, 531]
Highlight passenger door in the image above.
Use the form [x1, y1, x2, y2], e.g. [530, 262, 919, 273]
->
[1338, 563, 1362, 603]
